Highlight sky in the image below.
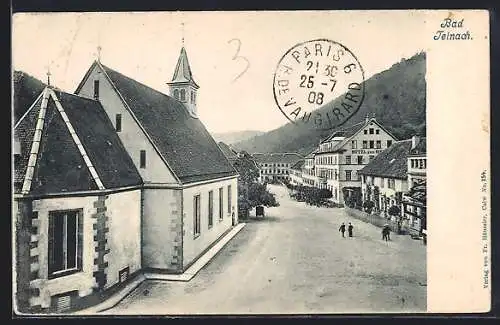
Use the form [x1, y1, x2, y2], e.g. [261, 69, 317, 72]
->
[12, 11, 429, 134]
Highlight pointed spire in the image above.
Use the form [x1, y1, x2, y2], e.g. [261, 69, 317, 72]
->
[46, 66, 51, 86]
[181, 22, 185, 46]
[97, 45, 102, 63]
[168, 46, 199, 88]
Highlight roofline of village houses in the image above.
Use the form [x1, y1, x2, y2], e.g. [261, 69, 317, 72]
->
[12, 174, 240, 200]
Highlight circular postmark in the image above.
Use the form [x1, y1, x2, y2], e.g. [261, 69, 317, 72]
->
[273, 39, 365, 130]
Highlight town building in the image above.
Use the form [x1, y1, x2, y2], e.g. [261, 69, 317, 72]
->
[313, 115, 398, 203]
[289, 160, 305, 186]
[14, 83, 143, 313]
[13, 44, 239, 313]
[301, 151, 318, 186]
[358, 139, 413, 218]
[403, 136, 427, 237]
[252, 153, 303, 183]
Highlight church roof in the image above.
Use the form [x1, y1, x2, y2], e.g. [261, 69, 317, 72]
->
[13, 71, 47, 125]
[97, 63, 237, 184]
[358, 139, 413, 179]
[14, 87, 142, 195]
[218, 141, 238, 161]
[168, 47, 199, 88]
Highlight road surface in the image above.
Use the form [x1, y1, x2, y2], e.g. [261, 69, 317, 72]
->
[103, 184, 426, 314]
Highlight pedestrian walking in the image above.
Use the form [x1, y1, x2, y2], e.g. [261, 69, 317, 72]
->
[339, 223, 346, 238]
[348, 222, 354, 237]
[382, 224, 391, 241]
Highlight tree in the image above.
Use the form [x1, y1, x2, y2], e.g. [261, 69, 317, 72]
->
[387, 205, 401, 217]
[233, 151, 260, 184]
[343, 187, 362, 209]
[363, 200, 375, 214]
[233, 151, 279, 218]
[289, 185, 332, 206]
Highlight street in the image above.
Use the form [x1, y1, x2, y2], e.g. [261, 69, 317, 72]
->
[103, 184, 426, 315]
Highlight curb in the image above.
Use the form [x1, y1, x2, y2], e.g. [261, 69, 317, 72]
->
[74, 223, 246, 314]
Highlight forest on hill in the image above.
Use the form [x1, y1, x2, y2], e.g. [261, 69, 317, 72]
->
[234, 52, 426, 156]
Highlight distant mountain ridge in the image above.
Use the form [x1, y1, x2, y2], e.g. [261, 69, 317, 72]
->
[233, 52, 426, 156]
[212, 130, 265, 145]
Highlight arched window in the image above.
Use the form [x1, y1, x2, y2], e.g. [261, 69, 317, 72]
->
[180, 89, 186, 101]
[173, 89, 179, 99]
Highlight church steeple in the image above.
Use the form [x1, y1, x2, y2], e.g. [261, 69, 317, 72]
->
[168, 46, 199, 118]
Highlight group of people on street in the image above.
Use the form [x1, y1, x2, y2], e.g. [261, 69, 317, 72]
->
[382, 224, 391, 241]
[338, 221, 392, 241]
[338, 222, 354, 238]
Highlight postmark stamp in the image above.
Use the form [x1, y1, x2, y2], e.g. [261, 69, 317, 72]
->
[273, 39, 365, 130]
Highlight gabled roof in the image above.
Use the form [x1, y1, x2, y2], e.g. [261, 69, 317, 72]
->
[320, 121, 365, 144]
[218, 141, 238, 161]
[14, 87, 142, 195]
[317, 117, 398, 154]
[410, 137, 426, 156]
[168, 47, 199, 88]
[94, 62, 236, 184]
[290, 160, 305, 171]
[358, 139, 413, 179]
[251, 152, 303, 164]
[13, 71, 47, 125]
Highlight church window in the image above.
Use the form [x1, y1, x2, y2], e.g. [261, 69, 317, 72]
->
[93, 80, 99, 100]
[48, 209, 83, 278]
[180, 89, 186, 101]
[140, 150, 146, 168]
[174, 89, 179, 99]
[115, 114, 122, 132]
[194, 195, 201, 236]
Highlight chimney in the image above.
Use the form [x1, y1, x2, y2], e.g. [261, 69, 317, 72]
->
[365, 113, 370, 123]
[411, 135, 420, 150]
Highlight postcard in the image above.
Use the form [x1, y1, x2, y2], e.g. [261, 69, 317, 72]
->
[11, 9, 490, 315]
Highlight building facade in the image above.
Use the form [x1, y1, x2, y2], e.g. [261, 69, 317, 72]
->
[289, 160, 304, 186]
[13, 85, 143, 313]
[252, 153, 303, 183]
[301, 151, 318, 186]
[314, 116, 398, 203]
[14, 45, 239, 313]
[358, 139, 413, 218]
[403, 136, 427, 237]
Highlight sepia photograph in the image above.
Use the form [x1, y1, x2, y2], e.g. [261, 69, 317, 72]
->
[11, 10, 490, 316]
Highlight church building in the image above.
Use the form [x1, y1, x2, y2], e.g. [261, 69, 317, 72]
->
[13, 44, 239, 313]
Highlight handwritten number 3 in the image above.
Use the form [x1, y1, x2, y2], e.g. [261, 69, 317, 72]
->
[228, 38, 250, 82]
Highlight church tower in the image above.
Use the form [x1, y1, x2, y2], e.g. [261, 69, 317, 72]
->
[167, 47, 200, 118]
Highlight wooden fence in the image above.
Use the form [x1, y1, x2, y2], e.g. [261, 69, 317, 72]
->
[345, 207, 409, 234]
